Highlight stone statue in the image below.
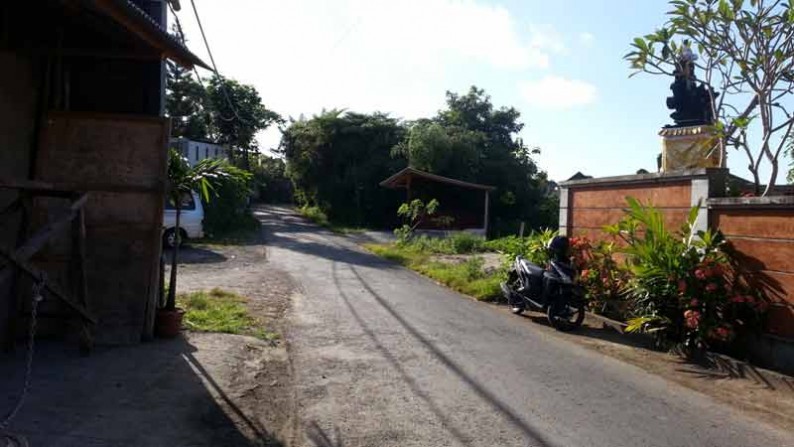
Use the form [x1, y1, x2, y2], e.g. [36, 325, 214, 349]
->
[665, 48, 718, 127]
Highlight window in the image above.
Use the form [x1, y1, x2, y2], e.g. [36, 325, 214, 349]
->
[205, 147, 209, 158]
[194, 147, 199, 161]
[165, 193, 196, 210]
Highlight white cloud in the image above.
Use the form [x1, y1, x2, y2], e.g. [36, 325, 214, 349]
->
[519, 76, 597, 109]
[579, 32, 595, 47]
[171, 0, 570, 149]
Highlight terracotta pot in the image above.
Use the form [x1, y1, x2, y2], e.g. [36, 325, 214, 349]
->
[155, 308, 185, 338]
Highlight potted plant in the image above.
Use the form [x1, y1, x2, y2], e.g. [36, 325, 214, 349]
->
[156, 149, 229, 338]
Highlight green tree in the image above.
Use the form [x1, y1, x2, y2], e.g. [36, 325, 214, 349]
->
[280, 111, 406, 227]
[394, 86, 552, 232]
[164, 149, 232, 311]
[206, 76, 282, 170]
[392, 120, 481, 179]
[165, 25, 211, 140]
[252, 155, 292, 203]
[626, 0, 794, 195]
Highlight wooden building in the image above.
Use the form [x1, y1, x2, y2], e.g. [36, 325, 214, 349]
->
[0, 0, 207, 346]
[380, 167, 495, 235]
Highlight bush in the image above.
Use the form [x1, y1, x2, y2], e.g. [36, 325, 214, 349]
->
[569, 237, 630, 320]
[202, 164, 254, 237]
[484, 229, 557, 265]
[299, 205, 330, 227]
[608, 198, 768, 353]
[448, 232, 485, 254]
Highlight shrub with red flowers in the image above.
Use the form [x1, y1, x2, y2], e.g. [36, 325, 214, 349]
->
[569, 237, 630, 319]
[607, 198, 769, 354]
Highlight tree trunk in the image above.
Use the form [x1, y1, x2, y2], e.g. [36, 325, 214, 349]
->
[166, 205, 181, 310]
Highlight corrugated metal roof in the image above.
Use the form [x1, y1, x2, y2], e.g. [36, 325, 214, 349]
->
[87, 0, 210, 69]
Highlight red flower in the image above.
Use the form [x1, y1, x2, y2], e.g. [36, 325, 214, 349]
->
[716, 326, 732, 341]
[730, 295, 745, 304]
[684, 310, 701, 329]
[678, 280, 687, 295]
[580, 269, 590, 279]
[694, 269, 707, 280]
[706, 283, 718, 292]
[690, 298, 699, 307]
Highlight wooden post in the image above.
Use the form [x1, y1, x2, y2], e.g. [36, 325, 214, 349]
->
[72, 207, 92, 354]
[483, 191, 490, 237]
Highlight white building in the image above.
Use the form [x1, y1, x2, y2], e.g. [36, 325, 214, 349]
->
[170, 137, 228, 166]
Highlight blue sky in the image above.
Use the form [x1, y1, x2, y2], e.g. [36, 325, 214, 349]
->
[173, 0, 778, 183]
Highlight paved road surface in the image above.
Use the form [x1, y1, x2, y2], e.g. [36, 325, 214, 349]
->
[259, 206, 791, 447]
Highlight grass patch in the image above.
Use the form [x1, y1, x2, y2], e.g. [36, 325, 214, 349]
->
[177, 288, 278, 341]
[298, 205, 329, 227]
[365, 243, 502, 301]
[297, 205, 368, 234]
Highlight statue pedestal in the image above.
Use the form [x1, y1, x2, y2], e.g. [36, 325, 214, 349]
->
[659, 125, 722, 172]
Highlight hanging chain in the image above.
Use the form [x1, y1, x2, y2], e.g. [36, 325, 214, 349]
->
[0, 274, 46, 435]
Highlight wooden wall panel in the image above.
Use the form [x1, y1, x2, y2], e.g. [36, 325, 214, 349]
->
[726, 238, 794, 274]
[32, 112, 168, 344]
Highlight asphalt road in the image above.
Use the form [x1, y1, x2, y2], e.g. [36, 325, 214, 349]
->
[259, 206, 791, 447]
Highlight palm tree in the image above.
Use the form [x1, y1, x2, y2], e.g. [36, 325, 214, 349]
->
[164, 149, 229, 311]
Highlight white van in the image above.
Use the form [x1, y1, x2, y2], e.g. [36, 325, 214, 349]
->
[163, 191, 204, 248]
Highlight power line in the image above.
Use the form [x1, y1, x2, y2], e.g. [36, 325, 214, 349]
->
[168, 0, 234, 122]
[188, 0, 248, 125]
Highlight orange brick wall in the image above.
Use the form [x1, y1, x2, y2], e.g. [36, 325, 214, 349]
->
[568, 181, 692, 241]
[563, 174, 794, 339]
[712, 208, 794, 338]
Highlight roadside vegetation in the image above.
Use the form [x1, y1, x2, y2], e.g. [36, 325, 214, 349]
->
[280, 87, 558, 233]
[365, 197, 770, 361]
[365, 235, 501, 301]
[178, 288, 278, 341]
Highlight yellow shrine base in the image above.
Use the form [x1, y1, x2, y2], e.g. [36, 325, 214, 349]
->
[659, 125, 722, 172]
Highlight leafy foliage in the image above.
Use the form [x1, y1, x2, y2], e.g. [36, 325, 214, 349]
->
[280, 110, 407, 227]
[395, 198, 439, 244]
[625, 0, 794, 195]
[395, 87, 555, 232]
[165, 149, 236, 310]
[365, 244, 502, 301]
[605, 197, 768, 353]
[206, 76, 282, 168]
[569, 237, 630, 319]
[201, 163, 254, 238]
[483, 229, 558, 265]
[280, 87, 555, 231]
[252, 155, 292, 203]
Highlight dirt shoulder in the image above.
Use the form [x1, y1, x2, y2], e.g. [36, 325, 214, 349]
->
[167, 231, 299, 445]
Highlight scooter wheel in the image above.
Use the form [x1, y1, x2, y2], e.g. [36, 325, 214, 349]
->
[547, 301, 585, 331]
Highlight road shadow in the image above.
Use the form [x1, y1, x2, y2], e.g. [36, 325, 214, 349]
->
[338, 263, 555, 447]
[0, 337, 284, 446]
[166, 246, 228, 264]
[517, 311, 653, 350]
[305, 421, 344, 447]
[258, 206, 398, 270]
